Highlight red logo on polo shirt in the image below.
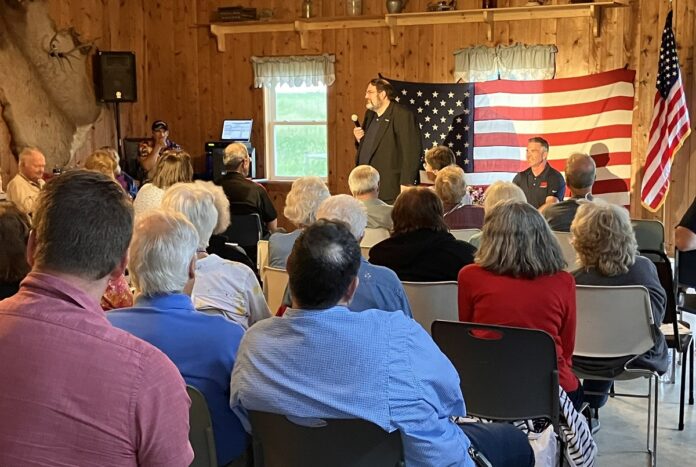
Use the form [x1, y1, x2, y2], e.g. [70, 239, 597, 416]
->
[540, 181, 548, 188]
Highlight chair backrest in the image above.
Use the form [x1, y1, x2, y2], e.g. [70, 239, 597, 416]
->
[225, 213, 262, 247]
[675, 248, 696, 290]
[632, 219, 665, 253]
[361, 228, 390, 248]
[263, 266, 289, 314]
[575, 285, 655, 359]
[257, 240, 269, 281]
[639, 249, 677, 324]
[186, 385, 218, 467]
[401, 281, 458, 335]
[360, 245, 372, 260]
[450, 228, 481, 242]
[431, 321, 560, 429]
[248, 410, 403, 467]
[553, 231, 579, 272]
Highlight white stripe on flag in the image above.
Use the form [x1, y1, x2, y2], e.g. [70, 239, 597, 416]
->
[472, 139, 632, 162]
[474, 110, 633, 135]
[475, 82, 635, 108]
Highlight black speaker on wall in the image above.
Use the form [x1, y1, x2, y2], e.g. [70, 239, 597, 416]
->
[94, 51, 137, 102]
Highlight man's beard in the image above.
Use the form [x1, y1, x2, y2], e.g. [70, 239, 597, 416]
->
[365, 100, 374, 110]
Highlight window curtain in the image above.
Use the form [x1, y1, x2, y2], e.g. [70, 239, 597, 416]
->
[497, 44, 557, 80]
[453, 44, 557, 82]
[250, 54, 335, 88]
[453, 46, 498, 83]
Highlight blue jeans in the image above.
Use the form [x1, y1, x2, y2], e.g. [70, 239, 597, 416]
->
[582, 379, 613, 409]
[460, 422, 534, 467]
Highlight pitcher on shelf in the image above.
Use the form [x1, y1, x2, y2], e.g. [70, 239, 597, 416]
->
[386, 0, 408, 14]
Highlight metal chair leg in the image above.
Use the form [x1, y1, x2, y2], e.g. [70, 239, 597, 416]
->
[653, 376, 659, 467]
[670, 348, 677, 384]
[646, 378, 652, 453]
[679, 347, 687, 430]
[690, 341, 694, 405]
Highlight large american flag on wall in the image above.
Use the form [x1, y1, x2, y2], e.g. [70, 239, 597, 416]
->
[386, 69, 636, 206]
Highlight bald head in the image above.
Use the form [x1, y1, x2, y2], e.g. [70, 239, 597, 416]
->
[565, 153, 596, 197]
[19, 148, 46, 183]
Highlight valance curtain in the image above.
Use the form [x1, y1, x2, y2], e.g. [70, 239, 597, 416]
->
[250, 54, 336, 88]
[453, 44, 557, 82]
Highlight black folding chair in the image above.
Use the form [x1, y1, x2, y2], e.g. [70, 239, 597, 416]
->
[640, 249, 694, 430]
[187, 386, 218, 467]
[248, 411, 403, 467]
[431, 320, 560, 432]
[223, 213, 262, 265]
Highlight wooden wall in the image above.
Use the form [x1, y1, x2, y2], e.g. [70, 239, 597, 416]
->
[44, 0, 695, 242]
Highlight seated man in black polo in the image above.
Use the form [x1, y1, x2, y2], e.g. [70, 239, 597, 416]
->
[513, 136, 565, 209]
[217, 142, 277, 238]
[543, 153, 595, 231]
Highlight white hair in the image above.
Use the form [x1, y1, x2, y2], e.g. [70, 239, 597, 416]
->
[194, 180, 230, 235]
[316, 194, 368, 240]
[129, 210, 199, 297]
[162, 183, 219, 249]
[348, 165, 380, 196]
[483, 181, 527, 213]
[284, 176, 330, 226]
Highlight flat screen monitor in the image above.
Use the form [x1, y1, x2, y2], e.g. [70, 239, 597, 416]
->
[221, 119, 253, 141]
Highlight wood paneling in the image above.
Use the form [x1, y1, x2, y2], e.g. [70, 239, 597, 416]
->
[41, 0, 695, 244]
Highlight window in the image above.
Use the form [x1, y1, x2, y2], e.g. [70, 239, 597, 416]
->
[264, 83, 328, 180]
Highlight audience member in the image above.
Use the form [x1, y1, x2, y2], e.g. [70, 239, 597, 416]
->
[230, 220, 534, 467]
[84, 149, 118, 178]
[201, 181, 258, 276]
[467, 181, 527, 249]
[435, 165, 484, 229]
[676, 196, 696, 251]
[316, 194, 411, 316]
[162, 182, 270, 328]
[108, 210, 248, 465]
[0, 170, 192, 465]
[133, 150, 193, 216]
[268, 176, 330, 268]
[348, 164, 393, 230]
[101, 146, 138, 198]
[139, 120, 182, 181]
[458, 200, 582, 408]
[369, 187, 476, 281]
[0, 201, 30, 299]
[6, 147, 46, 216]
[217, 142, 277, 237]
[571, 202, 668, 411]
[513, 137, 565, 209]
[543, 153, 596, 231]
[424, 145, 455, 182]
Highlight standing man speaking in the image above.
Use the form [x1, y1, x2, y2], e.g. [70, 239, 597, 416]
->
[354, 78, 422, 204]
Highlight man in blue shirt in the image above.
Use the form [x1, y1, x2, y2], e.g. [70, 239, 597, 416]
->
[316, 194, 412, 317]
[230, 220, 533, 467]
[108, 210, 248, 465]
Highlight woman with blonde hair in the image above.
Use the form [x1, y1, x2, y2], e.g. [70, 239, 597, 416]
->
[133, 150, 193, 216]
[458, 200, 582, 407]
[268, 176, 330, 268]
[84, 150, 118, 179]
[571, 201, 668, 412]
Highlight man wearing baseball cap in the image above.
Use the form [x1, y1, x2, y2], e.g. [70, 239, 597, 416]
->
[139, 120, 182, 181]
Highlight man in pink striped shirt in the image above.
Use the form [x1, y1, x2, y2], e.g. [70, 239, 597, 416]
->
[0, 170, 193, 466]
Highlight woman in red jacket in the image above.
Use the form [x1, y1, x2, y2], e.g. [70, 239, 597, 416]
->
[457, 200, 582, 408]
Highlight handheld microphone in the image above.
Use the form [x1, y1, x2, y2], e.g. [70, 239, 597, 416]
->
[351, 114, 361, 128]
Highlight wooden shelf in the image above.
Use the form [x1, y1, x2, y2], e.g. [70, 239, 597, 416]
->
[210, 1, 628, 52]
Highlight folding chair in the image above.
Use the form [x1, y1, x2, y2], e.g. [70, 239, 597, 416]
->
[257, 240, 269, 283]
[640, 249, 694, 430]
[262, 266, 289, 315]
[632, 219, 665, 253]
[450, 228, 481, 243]
[401, 281, 458, 335]
[187, 385, 218, 467]
[431, 321, 560, 432]
[553, 231, 579, 272]
[574, 285, 659, 466]
[248, 411, 403, 467]
[361, 227, 390, 247]
[224, 213, 262, 265]
[675, 248, 696, 314]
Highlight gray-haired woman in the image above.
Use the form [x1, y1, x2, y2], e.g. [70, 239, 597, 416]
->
[457, 200, 583, 408]
[571, 201, 668, 411]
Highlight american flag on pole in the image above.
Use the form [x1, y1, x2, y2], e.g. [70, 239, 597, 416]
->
[386, 68, 636, 205]
[640, 10, 691, 212]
